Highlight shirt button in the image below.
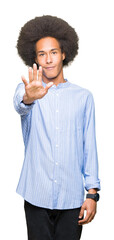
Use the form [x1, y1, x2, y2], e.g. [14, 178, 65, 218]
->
[56, 127, 59, 130]
[55, 162, 58, 165]
[56, 93, 59, 96]
[56, 110, 59, 113]
[56, 144, 59, 147]
[54, 180, 57, 183]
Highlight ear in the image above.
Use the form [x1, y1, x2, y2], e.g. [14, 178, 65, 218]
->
[62, 52, 65, 61]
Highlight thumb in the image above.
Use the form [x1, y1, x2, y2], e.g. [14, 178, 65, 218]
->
[79, 206, 84, 219]
[21, 76, 28, 87]
[45, 82, 54, 90]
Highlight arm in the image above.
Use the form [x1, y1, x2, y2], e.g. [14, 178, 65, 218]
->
[13, 82, 35, 116]
[78, 93, 100, 225]
[83, 93, 100, 191]
[13, 64, 53, 115]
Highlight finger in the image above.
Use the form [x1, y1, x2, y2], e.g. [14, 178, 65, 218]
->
[33, 63, 38, 81]
[78, 216, 89, 225]
[87, 214, 94, 224]
[87, 211, 96, 223]
[78, 214, 92, 225]
[78, 208, 90, 224]
[38, 66, 42, 83]
[29, 67, 33, 82]
[79, 207, 84, 219]
[21, 76, 28, 87]
[45, 82, 54, 91]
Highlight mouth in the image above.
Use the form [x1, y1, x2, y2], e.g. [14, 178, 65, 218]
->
[45, 66, 55, 70]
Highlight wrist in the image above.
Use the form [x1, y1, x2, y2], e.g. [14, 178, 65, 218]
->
[23, 93, 35, 105]
[86, 192, 100, 202]
[88, 188, 97, 194]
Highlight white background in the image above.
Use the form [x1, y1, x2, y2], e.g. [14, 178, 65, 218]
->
[0, 0, 114, 239]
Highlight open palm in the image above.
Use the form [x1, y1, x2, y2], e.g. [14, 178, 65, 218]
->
[22, 64, 53, 104]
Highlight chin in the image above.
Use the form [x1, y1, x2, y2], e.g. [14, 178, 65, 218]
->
[43, 74, 57, 80]
[43, 68, 58, 79]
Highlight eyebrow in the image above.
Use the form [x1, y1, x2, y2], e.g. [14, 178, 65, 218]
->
[37, 48, 59, 53]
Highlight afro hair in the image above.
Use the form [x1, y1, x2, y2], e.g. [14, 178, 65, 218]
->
[16, 15, 79, 68]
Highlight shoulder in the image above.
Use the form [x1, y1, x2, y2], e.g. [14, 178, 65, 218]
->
[69, 81, 94, 99]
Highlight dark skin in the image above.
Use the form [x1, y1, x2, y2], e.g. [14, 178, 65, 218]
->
[22, 37, 97, 225]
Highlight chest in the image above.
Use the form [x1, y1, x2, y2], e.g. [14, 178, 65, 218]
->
[33, 90, 85, 133]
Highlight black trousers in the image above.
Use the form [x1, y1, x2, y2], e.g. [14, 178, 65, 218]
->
[24, 200, 83, 240]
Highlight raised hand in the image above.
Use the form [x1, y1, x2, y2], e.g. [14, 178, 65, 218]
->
[22, 63, 54, 104]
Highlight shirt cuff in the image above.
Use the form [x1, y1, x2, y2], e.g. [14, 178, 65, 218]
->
[14, 85, 36, 115]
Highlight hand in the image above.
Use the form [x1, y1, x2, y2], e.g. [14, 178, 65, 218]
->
[78, 199, 97, 225]
[22, 63, 54, 104]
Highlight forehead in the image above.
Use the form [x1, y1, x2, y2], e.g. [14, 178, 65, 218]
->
[36, 37, 60, 51]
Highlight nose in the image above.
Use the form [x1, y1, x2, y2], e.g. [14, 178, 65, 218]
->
[46, 53, 52, 64]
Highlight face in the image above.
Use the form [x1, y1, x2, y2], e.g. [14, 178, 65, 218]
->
[35, 37, 65, 81]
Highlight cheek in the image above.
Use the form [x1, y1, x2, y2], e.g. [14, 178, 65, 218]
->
[37, 57, 45, 66]
[54, 56, 63, 66]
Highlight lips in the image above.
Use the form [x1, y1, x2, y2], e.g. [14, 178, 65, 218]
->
[45, 66, 55, 70]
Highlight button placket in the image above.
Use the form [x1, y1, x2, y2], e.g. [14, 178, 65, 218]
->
[55, 92, 59, 151]
[54, 91, 59, 184]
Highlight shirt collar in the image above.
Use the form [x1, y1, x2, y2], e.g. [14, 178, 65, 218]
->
[42, 79, 70, 89]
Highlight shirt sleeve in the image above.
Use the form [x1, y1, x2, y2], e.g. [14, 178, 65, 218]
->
[13, 83, 36, 116]
[83, 92, 101, 191]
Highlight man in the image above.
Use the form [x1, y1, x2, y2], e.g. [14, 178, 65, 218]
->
[13, 15, 100, 240]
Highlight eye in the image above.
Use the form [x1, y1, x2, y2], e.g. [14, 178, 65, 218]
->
[39, 53, 45, 56]
[52, 51, 57, 55]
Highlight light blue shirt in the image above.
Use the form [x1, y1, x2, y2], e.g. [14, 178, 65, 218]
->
[13, 79, 100, 210]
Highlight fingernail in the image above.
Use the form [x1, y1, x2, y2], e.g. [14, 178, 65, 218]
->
[39, 66, 42, 70]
